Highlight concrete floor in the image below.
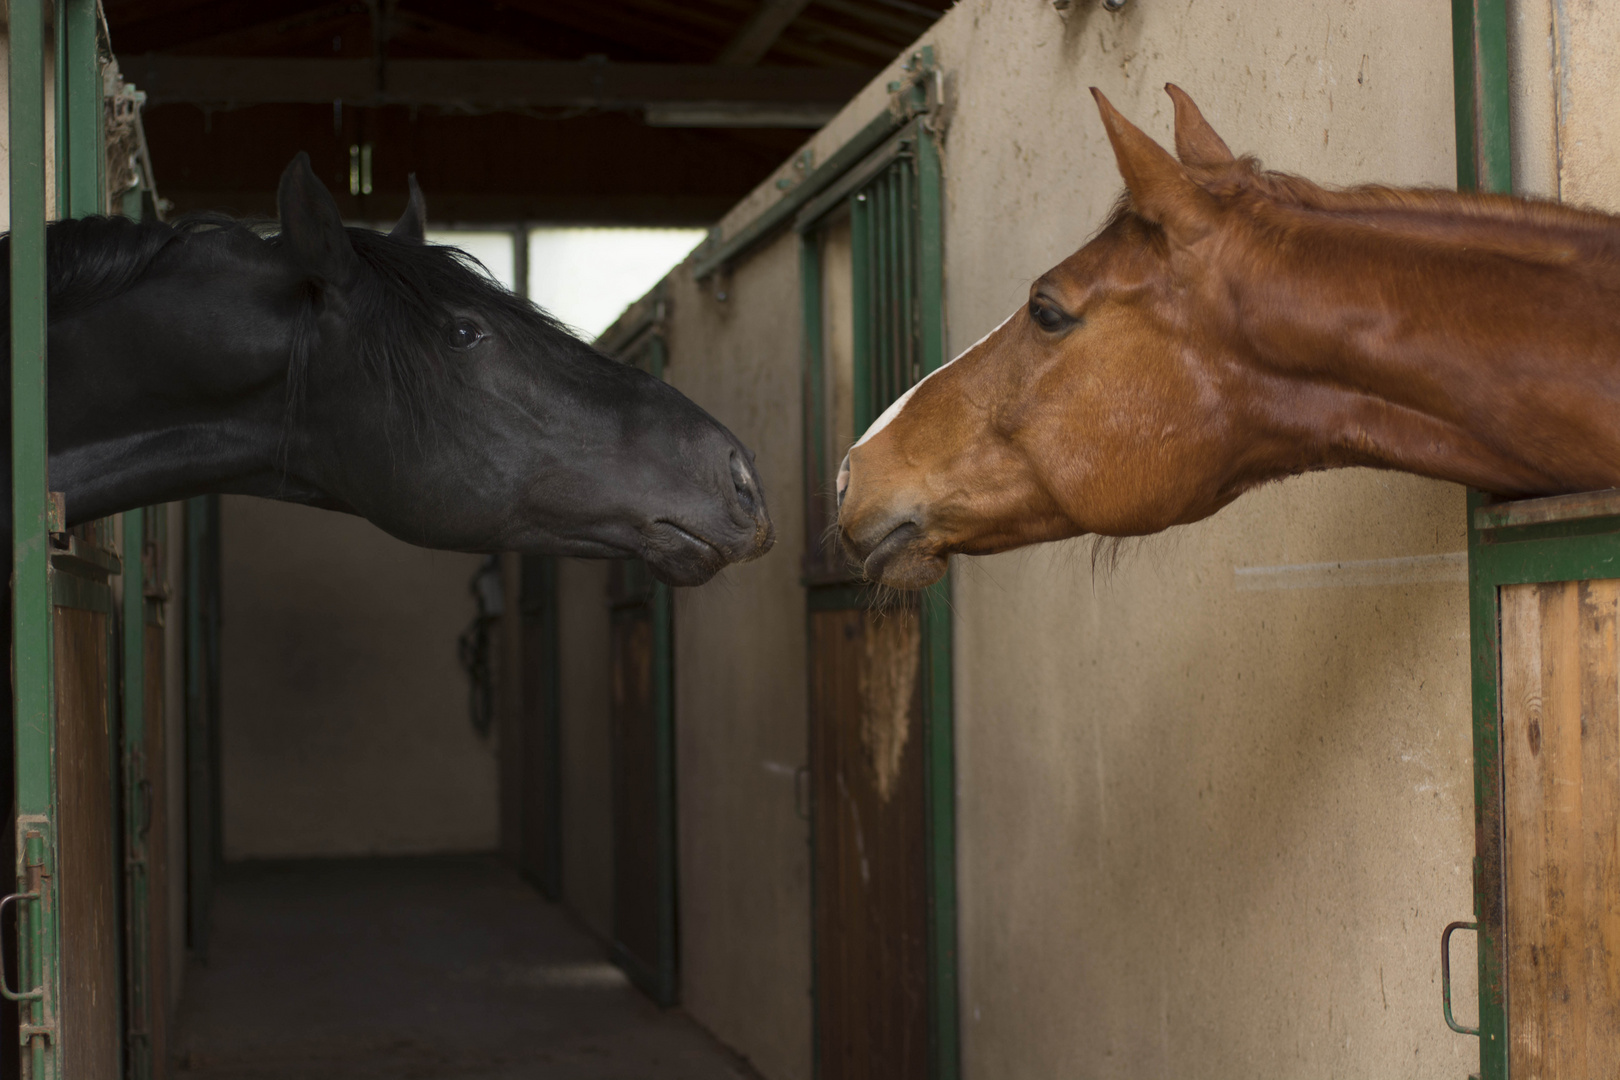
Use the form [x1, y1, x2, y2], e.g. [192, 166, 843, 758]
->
[174, 856, 761, 1080]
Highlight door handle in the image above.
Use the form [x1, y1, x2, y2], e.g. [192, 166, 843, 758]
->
[1441, 920, 1480, 1036]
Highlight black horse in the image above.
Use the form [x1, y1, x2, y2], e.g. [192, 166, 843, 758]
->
[3, 152, 773, 583]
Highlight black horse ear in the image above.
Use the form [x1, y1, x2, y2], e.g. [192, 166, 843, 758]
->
[276, 151, 358, 290]
[389, 174, 427, 243]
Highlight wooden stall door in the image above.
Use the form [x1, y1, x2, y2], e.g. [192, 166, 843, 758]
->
[518, 555, 561, 899]
[608, 561, 677, 1004]
[810, 607, 929, 1080]
[55, 526, 126, 1079]
[1498, 580, 1620, 1078]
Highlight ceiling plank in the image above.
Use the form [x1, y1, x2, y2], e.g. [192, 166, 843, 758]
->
[126, 56, 877, 113]
[716, 0, 814, 65]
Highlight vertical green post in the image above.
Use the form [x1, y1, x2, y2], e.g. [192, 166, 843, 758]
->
[850, 191, 873, 433]
[62, 0, 104, 219]
[1454, 2, 1512, 1077]
[10, 0, 62, 1075]
[914, 115, 959, 1080]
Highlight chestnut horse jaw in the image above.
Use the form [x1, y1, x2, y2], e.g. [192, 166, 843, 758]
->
[839, 83, 1620, 589]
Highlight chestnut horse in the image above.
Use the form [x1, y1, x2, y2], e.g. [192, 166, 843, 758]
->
[837, 84, 1620, 588]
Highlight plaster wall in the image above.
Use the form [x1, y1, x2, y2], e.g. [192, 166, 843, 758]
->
[661, 238, 813, 1080]
[918, 4, 1478, 1077]
[555, 557, 615, 940]
[1509, 0, 1620, 212]
[218, 497, 495, 858]
[673, 0, 1508, 1076]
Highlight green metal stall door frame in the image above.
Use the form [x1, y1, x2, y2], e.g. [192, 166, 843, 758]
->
[794, 49, 959, 1080]
[8, 1, 123, 1075]
[1450, 2, 1510, 1077]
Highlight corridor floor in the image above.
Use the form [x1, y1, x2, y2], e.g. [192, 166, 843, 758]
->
[174, 856, 761, 1080]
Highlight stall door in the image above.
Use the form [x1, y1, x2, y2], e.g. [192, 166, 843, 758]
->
[1464, 493, 1620, 1079]
[517, 555, 562, 900]
[797, 68, 958, 1080]
[603, 320, 678, 1006]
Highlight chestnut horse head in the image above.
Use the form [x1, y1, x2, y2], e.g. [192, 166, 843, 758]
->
[837, 84, 1620, 588]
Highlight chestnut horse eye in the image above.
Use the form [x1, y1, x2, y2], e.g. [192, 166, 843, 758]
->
[445, 319, 485, 351]
[1029, 297, 1071, 332]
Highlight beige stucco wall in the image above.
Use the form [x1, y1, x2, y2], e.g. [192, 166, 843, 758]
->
[927, 3, 1478, 1076]
[556, 557, 615, 939]
[656, 0, 1544, 1076]
[661, 238, 813, 1080]
[219, 497, 496, 858]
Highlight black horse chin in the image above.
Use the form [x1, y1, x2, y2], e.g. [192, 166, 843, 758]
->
[639, 520, 732, 586]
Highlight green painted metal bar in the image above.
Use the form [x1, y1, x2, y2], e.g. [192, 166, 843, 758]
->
[1451, 0, 1512, 195]
[850, 191, 873, 433]
[800, 233, 828, 559]
[914, 119, 959, 1080]
[1455, 2, 1514, 1074]
[694, 110, 903, 281]
[10, 0, 62, 1073]
[62, 0, 103, 218]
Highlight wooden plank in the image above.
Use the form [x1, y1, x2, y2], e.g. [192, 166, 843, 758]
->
[811, 608, 929, 1080]
[1474, 488, 1620, 531]
[716, 0, 815, 65]
[1501, 580, 1620, 1078]
[55, 606, 120, 1079]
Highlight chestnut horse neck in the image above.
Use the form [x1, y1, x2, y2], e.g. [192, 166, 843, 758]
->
[1166, 161, 1620, 495]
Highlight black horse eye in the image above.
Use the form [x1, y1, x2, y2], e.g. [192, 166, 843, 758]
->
[1029, 297, 1070, 332]
[445, 319, 485, 351]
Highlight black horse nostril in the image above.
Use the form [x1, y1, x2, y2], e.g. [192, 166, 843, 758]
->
[729, 449, 758, 515]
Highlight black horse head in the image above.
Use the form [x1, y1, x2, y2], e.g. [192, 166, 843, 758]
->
[25, 153, 772, 584]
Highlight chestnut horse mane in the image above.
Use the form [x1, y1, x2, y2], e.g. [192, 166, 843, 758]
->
[1101, 152, 1620, 274]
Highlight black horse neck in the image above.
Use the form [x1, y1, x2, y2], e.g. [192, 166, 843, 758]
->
[1, 216, 323, 534]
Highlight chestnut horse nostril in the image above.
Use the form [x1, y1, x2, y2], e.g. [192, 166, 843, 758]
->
[836, 453, 851, 510]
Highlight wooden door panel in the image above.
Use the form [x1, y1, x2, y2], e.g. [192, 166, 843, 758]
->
[612, 611, 661, 973]
[811, 608, 928, 1080]
[1500, 580, 1620, 1079]
[56, 606, 120, 1079]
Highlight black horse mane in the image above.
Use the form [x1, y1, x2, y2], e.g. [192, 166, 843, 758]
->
[33, 213, 583, 438]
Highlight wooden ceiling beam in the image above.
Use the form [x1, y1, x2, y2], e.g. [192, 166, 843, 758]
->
[717, 0, 814, 65]
[126, 56, 876, 113]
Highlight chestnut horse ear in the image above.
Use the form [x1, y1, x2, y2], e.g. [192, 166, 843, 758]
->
[1164, 83, 1234, 168]
[1090, 88, 1218, 243]
[389, 174, 427, 244]
[277, 151, 359, 290]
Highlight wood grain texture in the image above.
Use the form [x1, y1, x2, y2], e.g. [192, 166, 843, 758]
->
[1500, 580, 1620, 1079]
[811, 608, 928, 1080]
[144, 621, 171, 1077]
[55, 606, 120, 1079]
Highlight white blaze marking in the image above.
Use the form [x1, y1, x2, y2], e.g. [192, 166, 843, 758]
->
[850, 308, 1019, 449]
